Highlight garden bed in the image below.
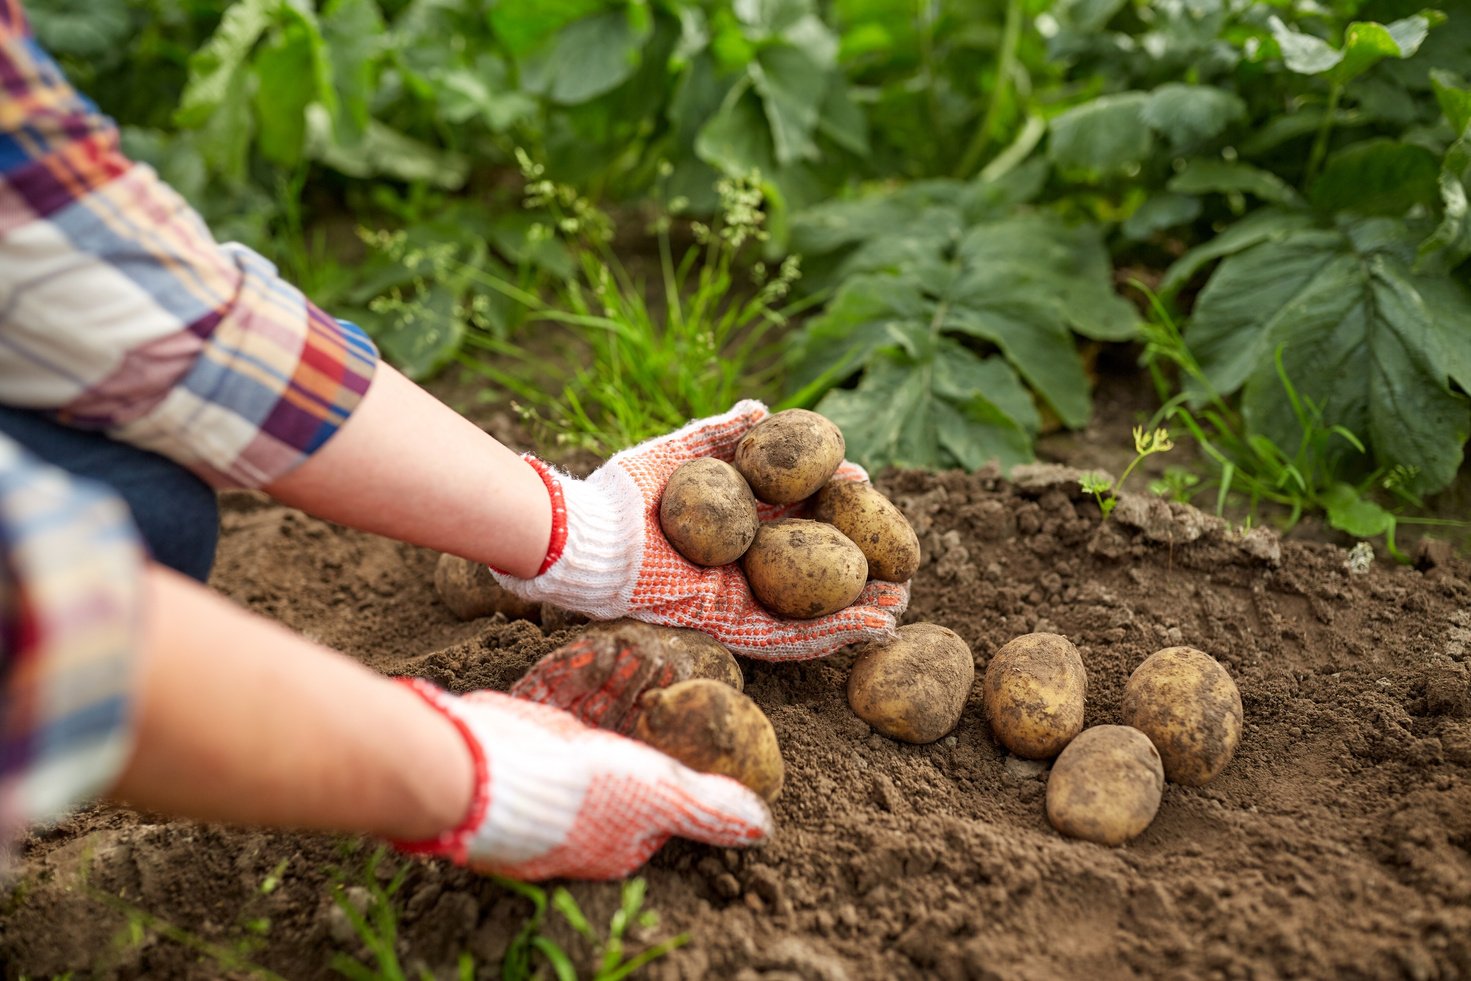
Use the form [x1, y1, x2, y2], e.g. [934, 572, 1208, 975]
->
[4, 457, 1470, 979]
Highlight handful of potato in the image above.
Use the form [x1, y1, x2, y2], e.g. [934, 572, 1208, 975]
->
[659, 409, 921, 619]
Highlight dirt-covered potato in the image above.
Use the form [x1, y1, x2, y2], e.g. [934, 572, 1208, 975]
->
[1046, 725, 1165, 846]
[848, 623, 974, 743]
[812, 480, 921, 582]
[1121, 646, 1243, 786]
[633, 679, 785, 801]
[659, 458, 759, 566]
[510, 620, 743, 734]
[733, 409, 845, 505]
[434, 553, 541, 622]
[741, 518, 867, 619]
[982, 632, 1087, 759]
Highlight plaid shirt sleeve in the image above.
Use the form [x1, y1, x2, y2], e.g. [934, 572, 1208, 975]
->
[1, 433, 145, 845]
[0, 2, 377, 489]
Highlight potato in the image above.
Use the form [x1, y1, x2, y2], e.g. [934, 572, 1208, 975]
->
[741, 518, 867, 619]
[1046, 725, 1165, 846]
[1121, 646, 1243, 786]
[733, 409, 845, 505]
[848, 623, 974, 743]
[982, 632, 1087, 759]
[434, 553, 541, 622]
[633, 679, 785, 801]
[659, 458, 759, 566]
[510, 620, 743, 735]
[812, 480, 921, 582]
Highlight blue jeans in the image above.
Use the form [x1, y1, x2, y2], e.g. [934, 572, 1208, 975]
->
[0, 407, 219, 582]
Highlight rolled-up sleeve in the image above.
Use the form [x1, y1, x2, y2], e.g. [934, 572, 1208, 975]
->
[0, 5, 377, 488]
[0, 433, 144, 843]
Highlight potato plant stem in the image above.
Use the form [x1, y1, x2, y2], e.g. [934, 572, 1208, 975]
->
[1305, 82, 1343, 185]
[956, 0, 1024, 179]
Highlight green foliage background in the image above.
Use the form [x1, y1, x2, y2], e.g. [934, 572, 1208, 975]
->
[26, 0, 1471, 538]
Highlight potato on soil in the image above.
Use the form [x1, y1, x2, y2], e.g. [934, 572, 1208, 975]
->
[633, 679, 784, 801]
[848, 623, 974, 744]
[1046, 725, 1165, 846]
[659, 458, 759, 566]
[434, 553, 541, 622]
[510, 620, 743, 735]
[812, 480, 921, 582]
[1121, 646, 1243, 786]
[982, 632, 1087, 759]
[733, 409, 845, 505]
[741, 518, 867, 619]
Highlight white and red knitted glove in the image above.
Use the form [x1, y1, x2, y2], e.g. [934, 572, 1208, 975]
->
[492, 400, 909, 660]
[390, 678, 771, 881]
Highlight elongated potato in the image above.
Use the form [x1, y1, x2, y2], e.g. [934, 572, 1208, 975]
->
[434, 553, 541, 622]
[1121, 646, 1243, 786]
[982, 632, 1087, 759]
[813, 480, 921, 582]
[633, 679, 785, 801]
[659, 458, 759, 566]
[1046, 725, 1165, 846]
[848, 623, 974, 743]
[733, 409, 845, 505]
[741, 518, 867, 619]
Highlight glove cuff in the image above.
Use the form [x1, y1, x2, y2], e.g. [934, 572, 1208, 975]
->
[385, 678, 492, 863]
[492, 456, 643, 619]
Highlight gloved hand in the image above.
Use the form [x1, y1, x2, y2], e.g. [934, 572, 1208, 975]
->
[390, 678, 771, 881]
[492, 400, 909, 660]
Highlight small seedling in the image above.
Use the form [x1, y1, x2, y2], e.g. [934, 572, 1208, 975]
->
[1081, 426, 1176, 519]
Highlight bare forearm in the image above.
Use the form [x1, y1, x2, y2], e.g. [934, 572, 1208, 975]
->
[264, 364, 551, 578]
[109, 565, 473, 841]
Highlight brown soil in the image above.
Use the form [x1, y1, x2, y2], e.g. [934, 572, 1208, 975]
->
[5, 465, 1471, 980]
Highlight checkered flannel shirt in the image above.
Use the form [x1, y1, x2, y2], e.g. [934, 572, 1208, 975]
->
[0, 0, 379, 841]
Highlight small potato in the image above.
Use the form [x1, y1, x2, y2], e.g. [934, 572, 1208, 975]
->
[733, 409, 845, 505]
[813, 480, 921, 582]
[511, 620, 743, 735]
[434, 553, 541, 622]
[741, 519, 867, 619]
[633, 679, 785, 801]
[1046, 725, 1165, 846]
[982, 632, 1087, 759]
[848, 623, 974, 743]
[1121, 646, 1243, 786]
[659, 458, 759, 566]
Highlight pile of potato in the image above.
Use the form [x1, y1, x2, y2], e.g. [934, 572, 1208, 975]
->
[980, 633, 1243, 845]
[431, 408, 1246, 846]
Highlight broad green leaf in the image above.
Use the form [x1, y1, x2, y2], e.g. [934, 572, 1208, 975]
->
[322, 0, 384, 147]
[1141, 84, 1246, 148]
[1430, 69, 1471, 134]
[1190, 220, 1471, 493]
[488, 0, 604, 56]
[436, 58, 537, 132]
[251, 23, 316, 167]
[196, 63, 254, 185]
[1240, 108, 1362, 157]
[521, 11, 651, 105]
[1322, 484, 1395, 538]
[1053, 0, 1129, 33]
[695, 91, 776, 177]
[1268, 16, 1342, 76]
[1167, 159, 1301, 206]
[27, 0, 130, 56]
[1310, 139, 1441, 216]
[310, 112, 469, 187]
[815, 348, 1035, 473]
[735, 0, 816, 37]
[1048, 92, 1153, 181]
[815, 80, 869, 156]
[1416, 130, 1471, 274]
[1160, 208, 1318, 297]
[751, 44, 829, 165]
[1330, 14, 1437, 85]
[177, 0, 275, 128]
[1122, 192, 1202, 241]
